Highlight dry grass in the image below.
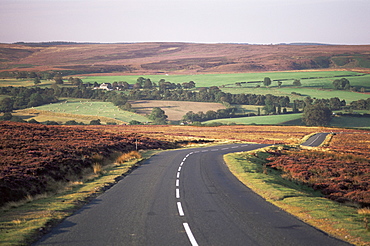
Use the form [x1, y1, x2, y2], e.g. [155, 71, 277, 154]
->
[358, 208, 370, 215]
[115, 151, 142, 164]
[85, 124, 366, 145]
[92, 163, 103, 175]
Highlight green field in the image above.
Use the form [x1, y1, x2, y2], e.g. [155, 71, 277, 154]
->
[331, 115, 370, 129]
[223, 86, 370, 103]
[205, 113, 303, 125]
[34, 100, 148, 123]
[83, 70, 366, 88]
[83, 71, 370, 103]
[2, 70, 370, 128]
[206, 112, 370, 129]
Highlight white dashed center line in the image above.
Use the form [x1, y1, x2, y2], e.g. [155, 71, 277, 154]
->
[177, 202, 185, 216]
[183, 223, 199, 246]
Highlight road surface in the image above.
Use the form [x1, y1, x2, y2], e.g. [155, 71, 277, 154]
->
[35, 143, 350, 246]
[301, 133, 330, 147]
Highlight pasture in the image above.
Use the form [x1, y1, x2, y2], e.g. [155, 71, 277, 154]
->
[83, 70, 370, 103]
[205, 113, 303, 125]
[83, 70, 365, 88]
[32, 99, 148, 124]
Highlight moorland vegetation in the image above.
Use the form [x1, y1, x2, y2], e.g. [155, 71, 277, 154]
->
[0, 42, 369, 245]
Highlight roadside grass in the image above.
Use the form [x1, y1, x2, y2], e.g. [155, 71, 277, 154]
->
[0, 150, 159, 246]
[224, 149, 370, 246]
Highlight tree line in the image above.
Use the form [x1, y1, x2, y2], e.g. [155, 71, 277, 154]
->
[1, 75, 368, 126]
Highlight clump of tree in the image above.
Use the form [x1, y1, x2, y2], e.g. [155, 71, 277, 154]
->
[183, 108, 237, 123]
[0, 87, 58, 112]
[302, 103, 333, 126]
[332, 78, 350, 90]
[148, 107, 168, 124]
[350, 98, 370, 110]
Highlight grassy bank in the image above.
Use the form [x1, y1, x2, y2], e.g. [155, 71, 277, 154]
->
[224, 149, 370, 246]
[0, 150, 159, 246]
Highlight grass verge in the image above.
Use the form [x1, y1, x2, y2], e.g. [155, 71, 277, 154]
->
[224, 149, 370, 246]
[0, 150, 160, 246]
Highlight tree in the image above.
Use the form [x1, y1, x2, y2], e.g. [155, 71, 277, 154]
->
[188, 81, 196, 88]
[89, 119, 101, 125]
[263, 99, 276, 114]
[263, 77, 272, 87]
[129, 120, 142, 125]
[33, 77, 41, 85]
[293, 79, 302, 86]
[329, 97, 341, 110]
[143, 79, 153, 89]
[28, 93, 44, 107]
[54, 74, 64, 85]
[0, 98, 14, 112]
[149, 107, 168, 124]
[332, 78, 350, 90]
[302, 104, 332, 126]
[1, 112, 13, 121]
[137, 77, 146, 86]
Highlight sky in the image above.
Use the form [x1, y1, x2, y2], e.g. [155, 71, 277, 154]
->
[0, 0, 369, 44]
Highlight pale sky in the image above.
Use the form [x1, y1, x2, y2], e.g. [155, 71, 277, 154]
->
[0, 0, 369, 44]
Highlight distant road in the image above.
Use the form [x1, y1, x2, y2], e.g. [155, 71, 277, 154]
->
[35, 142, 349, 246]
[301, 133, 330, 147]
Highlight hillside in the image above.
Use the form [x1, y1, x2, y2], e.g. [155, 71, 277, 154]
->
[1, 42, 370, 75]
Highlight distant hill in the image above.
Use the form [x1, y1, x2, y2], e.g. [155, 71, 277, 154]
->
[1, 42, 369, 75]
[278, 42, 333, 46]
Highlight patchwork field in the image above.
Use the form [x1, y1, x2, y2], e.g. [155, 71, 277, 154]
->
[130, 100, 226, 121]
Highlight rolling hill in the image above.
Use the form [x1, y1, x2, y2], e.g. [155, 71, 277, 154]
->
[1, 42, 370, 75]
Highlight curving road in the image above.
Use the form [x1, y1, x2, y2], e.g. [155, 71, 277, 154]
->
[301, 133, 329, 147]
[35, 142, 350, 246]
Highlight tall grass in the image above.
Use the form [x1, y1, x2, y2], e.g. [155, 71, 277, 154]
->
[115, 151, 142, 164]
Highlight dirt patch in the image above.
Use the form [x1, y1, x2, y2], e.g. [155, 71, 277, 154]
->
[130, 100, 226, 121]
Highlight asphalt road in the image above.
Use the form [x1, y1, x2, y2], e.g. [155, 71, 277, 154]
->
[35, 143, 350, 246]
[301, 133, 330, 147]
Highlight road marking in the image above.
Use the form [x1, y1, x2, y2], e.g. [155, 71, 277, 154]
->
[177, 202, 184, 216]
[177, 172, 180, 178]
[176, 188, 180, 198]
[183, 223, 199, 246]
[211, 149, 218, 151]
[201, 150, 208, 152]
[176, 179, 180, 187]
[231, 146, 239, 148]
[221, 148, 229, 150]
[180, 161, 184, 166]
[178, 166, 182, 172]
[183, 157, 187, 161]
